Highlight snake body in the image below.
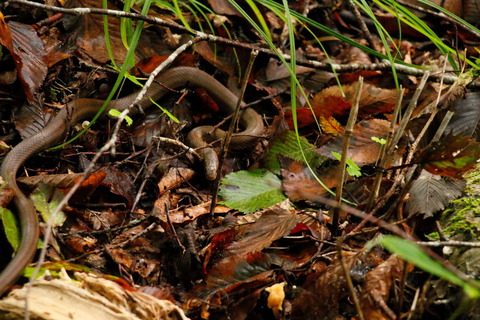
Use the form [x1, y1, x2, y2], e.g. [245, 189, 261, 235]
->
[0, 66, 264, 295]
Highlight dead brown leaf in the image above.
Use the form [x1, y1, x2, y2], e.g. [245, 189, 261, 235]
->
[317, 118, 391, 165]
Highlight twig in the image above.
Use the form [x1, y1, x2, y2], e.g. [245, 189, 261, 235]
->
[7, 0, 480, 87]
[332, 77, 362, 234]
[337, 244, 365, 320]
[153, 136, 202, 162]
[417, 240, 480, 248]
[347, 0, 380, 57]
[24, 29, 197, 316]
[387, 72, 430, 156]
[365, 87, 404, 211]
[334, 79, 363, 318]
[209, 49, 259, 215]
[316, 195, 480, 293]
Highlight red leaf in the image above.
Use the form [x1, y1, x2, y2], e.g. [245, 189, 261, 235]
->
[284, 108, 316, 129]
[4, 21, 48, 101]
[416, 133, 480, 178]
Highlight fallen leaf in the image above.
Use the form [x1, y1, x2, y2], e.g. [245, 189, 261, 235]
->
[316, 119, 391, 166]
[219, 169, 286, 213]
[406, 170, 465, 217]
[5, 21, 47, 101]
[227, 200, 299, 256]
[157, 167, 196, 195]
[361, 255, 410, 320]
[263, 129, 326, 174]
[416, 133, 480, 178]
[280, 156, 340, 202]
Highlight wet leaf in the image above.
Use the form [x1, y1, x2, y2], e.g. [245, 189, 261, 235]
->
[5, 21, 47, 101]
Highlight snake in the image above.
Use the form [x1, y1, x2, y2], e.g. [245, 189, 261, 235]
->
[0, 66, 264, 295]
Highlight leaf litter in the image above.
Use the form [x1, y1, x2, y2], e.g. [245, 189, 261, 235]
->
[1, 1, 480, 319]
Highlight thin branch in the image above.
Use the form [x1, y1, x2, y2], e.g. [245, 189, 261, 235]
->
[7, 0, 480, 87]
[209, 49, 259, 215]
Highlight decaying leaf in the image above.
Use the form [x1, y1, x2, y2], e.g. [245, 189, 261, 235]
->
[280, 156, 340, 202]
[406, 169, 465, 217]
[360, 255, 410, 320]
[227, 200, 299, 256]
[415, 133, 480, 178]
[3, 21, 47, 101]
[106, 223, 164, 279]
[291, 251, 360, 319]
[316, 119, 391, 165]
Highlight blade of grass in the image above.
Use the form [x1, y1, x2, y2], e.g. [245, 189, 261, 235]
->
[52, 0, 153, 149]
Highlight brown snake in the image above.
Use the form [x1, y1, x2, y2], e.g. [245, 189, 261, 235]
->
[0, 66, 264, 295]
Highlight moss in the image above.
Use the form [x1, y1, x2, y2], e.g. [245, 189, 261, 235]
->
[442, 220, 478, 240]
[450, 197, 480, 216]
[463, 164, 480, 196]
[426, 232, 440, 240]
[440, 198, 480, 240]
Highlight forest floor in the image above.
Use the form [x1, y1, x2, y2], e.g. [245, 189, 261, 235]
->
[0, 0, 480, 319]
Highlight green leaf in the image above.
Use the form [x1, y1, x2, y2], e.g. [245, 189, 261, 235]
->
[219, 169, 286, 213]
[331, 151, 362, 177]
[379, 235, 480, 299]
[0, 207, 20, 253]
[264, 130, 325, 174]
[31, 184, 67, 228]
[371, 136, 387, 145]
[23, 260, 92, 279]
[108, 109, 133, 126]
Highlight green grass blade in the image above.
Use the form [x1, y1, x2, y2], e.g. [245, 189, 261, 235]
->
[52, 0, 153, 149]
[379, 235, 480, 299]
